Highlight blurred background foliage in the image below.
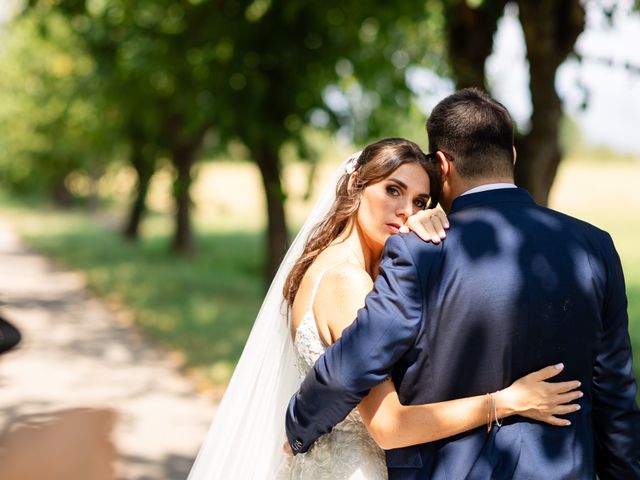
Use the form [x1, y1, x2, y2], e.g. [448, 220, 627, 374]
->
[0, 0, 639, 388]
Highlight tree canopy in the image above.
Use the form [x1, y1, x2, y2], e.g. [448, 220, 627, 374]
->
[1, 0, 637, 279]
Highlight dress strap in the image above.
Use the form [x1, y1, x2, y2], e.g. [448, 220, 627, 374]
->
[307, 264, 341, 312]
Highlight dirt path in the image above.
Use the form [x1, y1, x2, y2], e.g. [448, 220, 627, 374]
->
[0, 221, 218, 480]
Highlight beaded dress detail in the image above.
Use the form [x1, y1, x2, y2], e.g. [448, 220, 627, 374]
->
[279, 268, 387, 480]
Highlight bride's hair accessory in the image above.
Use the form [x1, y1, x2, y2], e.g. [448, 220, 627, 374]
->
[344, 151, 363, 174]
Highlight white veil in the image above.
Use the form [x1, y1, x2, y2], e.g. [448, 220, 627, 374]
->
[187, 153, 360, 479]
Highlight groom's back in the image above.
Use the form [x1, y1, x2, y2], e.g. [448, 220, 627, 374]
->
[402, 194, 602, 402]
[392, 189, 637, 479]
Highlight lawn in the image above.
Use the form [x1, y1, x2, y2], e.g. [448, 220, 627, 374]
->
[1, 152, 639, 391]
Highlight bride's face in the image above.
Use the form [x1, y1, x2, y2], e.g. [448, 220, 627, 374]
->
[356, 162, 430, 252]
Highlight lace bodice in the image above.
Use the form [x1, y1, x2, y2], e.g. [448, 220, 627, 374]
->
[279, 268, 387, 480]
[292, 312, 367, 432]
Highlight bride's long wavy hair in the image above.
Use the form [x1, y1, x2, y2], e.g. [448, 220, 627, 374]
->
[283, 137, 442, 307]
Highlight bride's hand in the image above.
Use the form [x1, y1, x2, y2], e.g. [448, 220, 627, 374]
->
[401, 209, 449, 244]
[494, 363, 583, 426]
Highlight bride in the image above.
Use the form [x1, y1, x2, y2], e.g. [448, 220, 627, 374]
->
[187, 138, 581, 479]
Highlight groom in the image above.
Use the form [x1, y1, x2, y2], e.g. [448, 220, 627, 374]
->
[285, 88, 640, 478]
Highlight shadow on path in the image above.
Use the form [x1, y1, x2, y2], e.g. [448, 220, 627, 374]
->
[0, 222, 216, 479]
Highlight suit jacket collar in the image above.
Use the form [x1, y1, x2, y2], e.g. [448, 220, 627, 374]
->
[449, 187, 535, 214]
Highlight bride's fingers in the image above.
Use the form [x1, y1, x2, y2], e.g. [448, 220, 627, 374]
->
[417, 219, 442, 243]
[547, 380, 581, 394]
[546, 403, 581, 416]
[432, 210, 450, 230]
[405, 210, 448, 242]
[529, 363, 564, 381]
[551, 390, 584, 405]
[421, 211, 447, 239]
[540, 415, 572, 427]
[406, 216, 439, 243]
[425, 216, 447, 239]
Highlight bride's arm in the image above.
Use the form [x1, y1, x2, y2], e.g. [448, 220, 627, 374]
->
[358, 365, 582, 450]
[316, 267, 582, 452]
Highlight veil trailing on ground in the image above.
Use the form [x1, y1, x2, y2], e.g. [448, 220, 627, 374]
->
[187, 153, 360, 480]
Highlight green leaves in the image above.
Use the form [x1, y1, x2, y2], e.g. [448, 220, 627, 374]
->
[0, 10, 111, 197]
[2, 0, 448, 263]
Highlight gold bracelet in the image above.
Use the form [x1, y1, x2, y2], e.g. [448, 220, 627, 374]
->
[486, 393, 493, 433]
[493, 390, 503, 428]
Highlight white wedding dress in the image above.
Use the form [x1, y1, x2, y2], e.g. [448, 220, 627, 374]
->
[187, 153, 374, 480]
[278, 269, 388, 480]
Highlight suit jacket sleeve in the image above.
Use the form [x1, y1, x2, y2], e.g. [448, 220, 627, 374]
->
[285, 234, 425, 454]
[592, 233, 640, 478]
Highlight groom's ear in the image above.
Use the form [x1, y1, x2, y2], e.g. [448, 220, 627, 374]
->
[436, 152, 450, 178]
[513, 146, 517, 166]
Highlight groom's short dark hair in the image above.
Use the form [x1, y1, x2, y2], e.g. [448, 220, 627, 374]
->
[427, 88, 514, 179]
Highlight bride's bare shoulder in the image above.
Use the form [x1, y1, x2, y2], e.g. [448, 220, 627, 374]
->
[312, 262, 373, 343]
[321, 262, 372, 291]
[292, 245, 372, 336]
[312, 242, 372, 292]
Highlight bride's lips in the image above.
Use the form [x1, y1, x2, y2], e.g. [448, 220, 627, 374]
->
[386, 223, 402, 234]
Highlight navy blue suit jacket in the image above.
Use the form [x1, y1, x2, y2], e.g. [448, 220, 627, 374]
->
[286, 188, 640, 479]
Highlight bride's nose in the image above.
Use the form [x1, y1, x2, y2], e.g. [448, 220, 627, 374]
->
[396, 200, 413, 220]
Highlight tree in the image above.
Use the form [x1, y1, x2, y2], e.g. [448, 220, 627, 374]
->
[514, 0, 585, 204]
[441, 0, 638, 206]
[25, 0, 224, 253]
[441, 0, 580, 205]
[21, 0, 447, 278]
[0, 10, 115, 204]
[444, 0, 507, 89]
[213, 0, 446, 279]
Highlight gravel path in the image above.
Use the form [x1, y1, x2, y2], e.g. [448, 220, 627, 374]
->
[0, 221, 218, 480]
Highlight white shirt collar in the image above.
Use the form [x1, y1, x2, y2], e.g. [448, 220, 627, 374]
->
[460, 183, 517, 197]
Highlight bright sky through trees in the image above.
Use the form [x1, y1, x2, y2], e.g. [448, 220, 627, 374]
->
[2, 0, 639, 153]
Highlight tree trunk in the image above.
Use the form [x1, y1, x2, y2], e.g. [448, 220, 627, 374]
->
[254, 144, 288, 283]
[50, 176, 74, 208]
[515, 0, 585, 205]
[123, 136, 155, 240]
[444, 0, 508, 89]
[171, 142, 199, 255]
[163, 113, 208, 256]
[123, 169, 152, 240]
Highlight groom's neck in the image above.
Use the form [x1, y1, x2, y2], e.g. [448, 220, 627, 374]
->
[442, 175, 515, 212]
[459, 176, 515, 193]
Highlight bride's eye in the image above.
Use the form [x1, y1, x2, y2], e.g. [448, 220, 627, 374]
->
[386, 186, 400, 196]
[414, 198, 427, 209]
